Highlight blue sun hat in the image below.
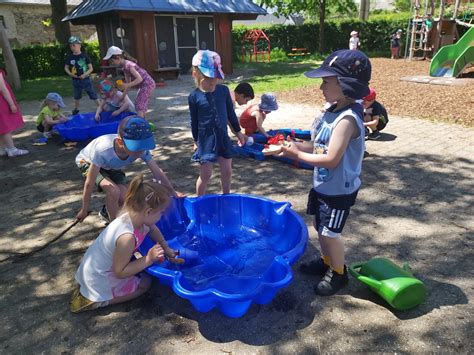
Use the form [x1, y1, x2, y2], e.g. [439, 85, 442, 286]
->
[259, 93, 279, 112]
[192, 50, 225, 79]
[46, 92, 66, 108]
[68, 36, 81, 44]
[121, 117, 156, 152]
[305, 49, 372, 99]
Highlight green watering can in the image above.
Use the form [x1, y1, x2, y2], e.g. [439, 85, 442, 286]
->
[349, 257, 426, 311]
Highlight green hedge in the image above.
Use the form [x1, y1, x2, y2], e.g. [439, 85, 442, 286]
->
[233, 17, 410, 59]
[0, 42, 100, 80]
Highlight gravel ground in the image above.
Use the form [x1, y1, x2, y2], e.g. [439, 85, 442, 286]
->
[279, 58, 474, 127]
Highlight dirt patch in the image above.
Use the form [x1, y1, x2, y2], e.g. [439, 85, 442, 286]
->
[279, 58, 474, 127]
[0, 72, 472, 353]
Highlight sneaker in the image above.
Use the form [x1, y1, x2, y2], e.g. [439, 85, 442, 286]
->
[367, 130, 380, 140]
[6, 147, 29, 157]
[98, 204, 110, 224]
[299, 258, 330, 276]
[72, 108, 80, 115]
[314, 266, 349, 296]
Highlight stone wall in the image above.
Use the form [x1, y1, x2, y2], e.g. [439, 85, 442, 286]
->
[0, 4, 96, 47]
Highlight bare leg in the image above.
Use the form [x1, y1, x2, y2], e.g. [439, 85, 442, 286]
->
[137, 110, 146, 118]
[99, 179, 122, 220]
[74, 99, 80, 111]
[321, 234, 345, 271]
[218, 157, 232, 194]
[196, 163, 213, 196]
[0, 133, 15, 149]
[107, 275, 152, 305]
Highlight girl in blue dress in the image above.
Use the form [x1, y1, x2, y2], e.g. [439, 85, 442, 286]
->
[188, 50, 247, 196]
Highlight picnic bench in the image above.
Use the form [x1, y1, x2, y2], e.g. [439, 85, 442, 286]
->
[288, 48, 311, 57]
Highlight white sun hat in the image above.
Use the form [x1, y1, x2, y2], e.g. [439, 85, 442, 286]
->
[103, 46, 123, 60]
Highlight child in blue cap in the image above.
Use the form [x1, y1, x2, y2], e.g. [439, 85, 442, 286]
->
[64, 36, 100, 115]
[36, 92, 68, 138]
[75, 116, 178, 223]
[189, 50, 247, 196]
[239, 93, 279, 138]
[281, 49, 371, 296]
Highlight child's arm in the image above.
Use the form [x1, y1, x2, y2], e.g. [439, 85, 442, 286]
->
[64, 64, 77, 79]
[225, 88, 247, 145]
[148, 225, 176, 259]
[76, 163, 100, 222]
[79, 63, 93, 80]
[111, 94, 129, 116]
[95, 100, 105, 120]
[43, 114, 66, 126]
[255, 112, 269, 137]
[363, 115, 379, 127]
[122, 66, 143, 97]
[113, 233, 164, 279]
[281, 116, 358, 169]
[0, 73, 18, 113]
[189, 95, 199, 146]
[145, 159, 178, 197]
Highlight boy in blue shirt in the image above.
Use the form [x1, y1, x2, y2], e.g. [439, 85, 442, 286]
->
[281, 50, 371, 296]
[64, 36, 100, 115]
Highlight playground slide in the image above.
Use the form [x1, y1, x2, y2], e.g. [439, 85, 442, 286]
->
[430, 27, 474, 77]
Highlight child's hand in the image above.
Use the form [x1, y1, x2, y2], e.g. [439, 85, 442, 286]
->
[164, 248, 178, 259]
[279, 138, 300, 159]
[95, 113, 100, 122]
[236, 132, 247, 146]
[76, 208, 89, 222]
[9, 103, 17, 113]
[111, 110, 119, 116]
[146, 244, 165, 264]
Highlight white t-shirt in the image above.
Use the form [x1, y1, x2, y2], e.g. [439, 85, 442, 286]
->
[75, 134, 152, 170]
[349, 37, 360, 50]
[75, 213, 150, 302]
[106, 91, 136, 112]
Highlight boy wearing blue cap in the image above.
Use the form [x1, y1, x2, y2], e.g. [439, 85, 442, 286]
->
[281, 49, 371, 296]
[75, 116, 178, 223]
[64, 36, 99, 115]
[36, 92, 68, 138]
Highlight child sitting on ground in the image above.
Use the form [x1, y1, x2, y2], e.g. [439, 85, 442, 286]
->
[75, 116, 178, 223]
[95, 79, 136, 121]
[280, 49, 371, 296]
[36, 92, 68, 138]
[362, 88, 389, 140]
[70, 174, 178, 313]
[239, 93, 279, 138]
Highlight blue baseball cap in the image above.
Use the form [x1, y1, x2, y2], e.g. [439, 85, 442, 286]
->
[68, 36, 81, 44]
[121, 117, 156, 152]
[305, 49, 372, 99]
[46, 92, 66, 108]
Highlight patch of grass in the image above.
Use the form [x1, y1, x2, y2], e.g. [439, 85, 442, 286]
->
[228, 59, 324, 94]
[14, 76, 73, 102]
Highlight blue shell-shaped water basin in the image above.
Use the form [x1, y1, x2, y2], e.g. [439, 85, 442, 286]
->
[139, 194, 308, 318]
[54, 111, 135, 141]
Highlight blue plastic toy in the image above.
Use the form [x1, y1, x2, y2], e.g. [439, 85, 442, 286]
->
[235, 142, 313, 170]
[252, 128, 311, 143]
[139, 194, 308, 318]
[53, 111, 135, 141]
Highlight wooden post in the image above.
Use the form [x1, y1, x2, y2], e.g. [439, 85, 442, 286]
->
[0, 24, 20, 90]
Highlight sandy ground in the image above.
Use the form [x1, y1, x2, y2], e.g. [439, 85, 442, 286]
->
[0, 60, 473, 353]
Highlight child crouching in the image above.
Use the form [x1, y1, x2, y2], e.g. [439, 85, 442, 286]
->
[70, 174, 177, 313]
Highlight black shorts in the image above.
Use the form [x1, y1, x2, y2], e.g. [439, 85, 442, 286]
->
[307, 188, 358, 237]
[78, 162, 127, 192]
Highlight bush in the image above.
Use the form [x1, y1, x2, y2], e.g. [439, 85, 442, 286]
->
[0, 41, 100, 80]
[234, 16, 411, 56]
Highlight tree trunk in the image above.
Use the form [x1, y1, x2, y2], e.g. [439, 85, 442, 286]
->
[50, 0, 71, 44]
[0, 24, 20, 90]
[359, 0, 370, 20]
[318, 0, 326, 53]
